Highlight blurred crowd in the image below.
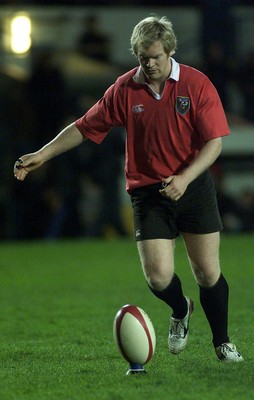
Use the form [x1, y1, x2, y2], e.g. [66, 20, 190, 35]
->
[1, 8, 254, 240]
[1, 21, 128, 240]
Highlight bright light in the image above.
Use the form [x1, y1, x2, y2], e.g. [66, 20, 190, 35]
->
[11, 15, 31, 54]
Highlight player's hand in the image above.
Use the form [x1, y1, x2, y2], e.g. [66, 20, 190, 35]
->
[159, 175, 188, 201]
[13, 152, 45, 181]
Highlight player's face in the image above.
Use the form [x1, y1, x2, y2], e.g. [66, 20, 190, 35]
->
[138, 41, 171, 83]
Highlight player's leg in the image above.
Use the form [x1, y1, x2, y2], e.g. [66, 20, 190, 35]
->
[182, 231, 221, 286]
[137, 238, 187, 313]
[131, 184, 193, 354]
[182, 231, 243, 361]
[137, 238, 193, 354]
[131, 185, 187, 315]
[182, 232, 227, 345]
[137, 238, 175, 290]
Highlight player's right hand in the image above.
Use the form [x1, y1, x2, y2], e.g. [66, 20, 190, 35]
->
[13, 153, 45, 181]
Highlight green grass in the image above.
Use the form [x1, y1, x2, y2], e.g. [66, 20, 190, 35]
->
[0, 235, 253, 400]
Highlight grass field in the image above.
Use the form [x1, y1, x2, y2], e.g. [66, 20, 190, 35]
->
[0, 234, 253, 400]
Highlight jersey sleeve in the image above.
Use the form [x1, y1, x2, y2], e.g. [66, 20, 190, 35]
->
[195, 78, 230, 141]
[75, 83, 124, 144]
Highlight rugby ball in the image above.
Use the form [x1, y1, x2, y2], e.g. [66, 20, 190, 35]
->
[113, 304, 156, 364]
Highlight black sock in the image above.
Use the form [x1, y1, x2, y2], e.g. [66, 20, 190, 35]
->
[199, 274, 230, 348]
[148, 274, 187, 319]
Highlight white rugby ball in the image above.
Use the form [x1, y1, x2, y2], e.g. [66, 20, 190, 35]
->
[113, 304, 156, 364]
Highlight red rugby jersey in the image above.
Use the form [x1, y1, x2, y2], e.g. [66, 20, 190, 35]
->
[75, 58, 230, 193]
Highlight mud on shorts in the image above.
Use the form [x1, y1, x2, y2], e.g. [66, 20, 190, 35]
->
[130, 171, 223, 241]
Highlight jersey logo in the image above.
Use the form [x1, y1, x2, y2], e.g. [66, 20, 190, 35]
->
[132, 104, 144, 113]
[135, 229, 141, 238]
[176, 96, 190, 115]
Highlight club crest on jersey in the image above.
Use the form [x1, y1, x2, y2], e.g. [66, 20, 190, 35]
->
[176, 96, 190, 115]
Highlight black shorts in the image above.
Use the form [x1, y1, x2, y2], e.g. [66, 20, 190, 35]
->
[130, 171, 223, 241]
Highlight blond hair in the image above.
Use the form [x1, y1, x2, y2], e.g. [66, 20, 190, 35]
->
[130, 15, 177, 57]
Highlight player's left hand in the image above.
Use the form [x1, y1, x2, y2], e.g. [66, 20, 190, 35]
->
[159, 175, 188, 201]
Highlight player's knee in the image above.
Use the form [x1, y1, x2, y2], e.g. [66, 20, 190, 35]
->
[145, 269, 174, 291]
[193, 268, 220, 287]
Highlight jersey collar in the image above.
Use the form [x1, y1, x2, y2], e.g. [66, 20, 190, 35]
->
[133, 57, 180, 84]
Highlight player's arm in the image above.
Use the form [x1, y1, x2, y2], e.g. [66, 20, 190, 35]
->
[14, 122, 86, 181]
[179, 136, 222, 183]
[160, 137, 222, 200]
